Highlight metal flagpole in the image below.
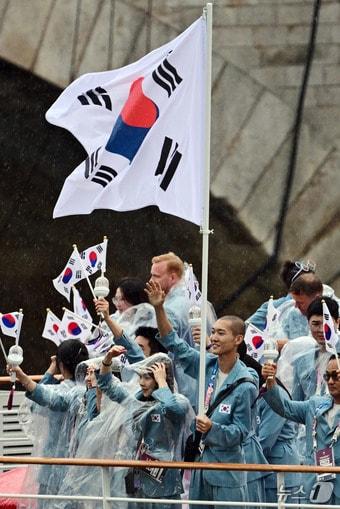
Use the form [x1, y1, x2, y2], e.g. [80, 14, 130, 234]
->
[198, 2, 213, 416]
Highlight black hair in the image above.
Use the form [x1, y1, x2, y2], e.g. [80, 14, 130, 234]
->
[329, 354, 340, 361]
[116, 277, 148, 306]
[218, 315, 245, 336]
[56, 339, 89, 379]
[306, 296, 339, 321]
[135, 326, 167, 355]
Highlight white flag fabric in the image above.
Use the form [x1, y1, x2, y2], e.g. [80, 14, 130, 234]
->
[72, 286, 93, 323]
[47, 18, 206, 225]
[322, 300, 339, 353]
[244, 323, 264, 361]
[59, 310, 92, 343]
[53, 240, 107, 301]
[0, 312, 21, 339]
[86, 328, 113, 355]
[184, 264, 202, 306]
[53, 248, 85, 301]
[80, 239, 108, 276]
[264, 297, 279, 340]
[42, 310, 62, 346]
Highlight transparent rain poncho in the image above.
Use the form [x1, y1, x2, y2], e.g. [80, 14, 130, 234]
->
[18, 373, 87, 508]
[277, 336, 332, 399]
[55, 353, 194, 509]
[110, 302, 156, 338]
[276, 335, 334, 463]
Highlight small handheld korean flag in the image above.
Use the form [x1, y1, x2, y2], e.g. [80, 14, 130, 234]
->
[42, 309, 62, 346]
[47, 18, 205, 225]
[53, 248, 85, 301]
[0, 312, 22, 339]
[72, 286, 93, 323]
[322, 299, 339, 355]
[59, 309, 91, 343]
[80, 238, 107, 277]
[184, 264, 202, 306]
[263, 296, 278, 340]
[244, 323, 264, 361]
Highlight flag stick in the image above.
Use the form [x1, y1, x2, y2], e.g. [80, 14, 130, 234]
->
[101, 236, 108, 276]
[15, 309, 23, 346]
[46, 308, 60, 322]
[198, 2, 213, 416]
[73, 244, 97, 300]
[0, 337, 8, 364]
[73, 244, 104, 318]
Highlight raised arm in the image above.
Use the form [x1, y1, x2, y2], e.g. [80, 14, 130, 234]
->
[145, 281, 172, 337]
[146, 281, 200, 378]
[98, 346, 130, 403]
[95, 298, 123, 338]
[95, 298, 145, 363]
[262, 363, 309, 424]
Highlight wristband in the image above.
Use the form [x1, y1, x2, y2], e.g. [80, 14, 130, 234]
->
[102, 360, 112, 367]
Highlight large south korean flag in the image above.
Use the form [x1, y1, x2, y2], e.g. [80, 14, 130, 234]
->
[47, 18, 206, 226]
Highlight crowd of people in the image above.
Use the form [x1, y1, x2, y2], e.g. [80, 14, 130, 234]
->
[6, 252, 340, 508]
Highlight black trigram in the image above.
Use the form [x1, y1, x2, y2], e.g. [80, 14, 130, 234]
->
[91, 166, 117, 187]
[75, 270, 82, 279]
[84, 148, 117, 188]
[152, 59, 182, 97]
[69, 258, 76, 266]
[78, 87, 112, 110]
[155, 137, 182, 191]
[84, 147, 101, 179]
[96, 245, 103, 253]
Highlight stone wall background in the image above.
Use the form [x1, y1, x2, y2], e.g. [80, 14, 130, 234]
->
[0, 0, 339, 372]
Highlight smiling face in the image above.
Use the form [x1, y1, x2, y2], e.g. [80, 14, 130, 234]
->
[209, 319, 242, 357]
[139, 373, 157, 397]
[325, 358, 340, 403]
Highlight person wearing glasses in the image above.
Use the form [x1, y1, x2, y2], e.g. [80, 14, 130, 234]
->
[262, 355, 340, 505]
[277, 297, 340, 468]
[108, 277, 155, 338]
